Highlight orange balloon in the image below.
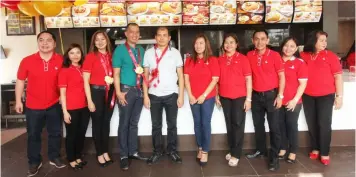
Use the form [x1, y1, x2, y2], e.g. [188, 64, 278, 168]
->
[17, 1, 39, 17]
[33, 1, 63, 17]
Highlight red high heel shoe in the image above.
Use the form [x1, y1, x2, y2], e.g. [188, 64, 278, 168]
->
[321, 158, 330, 165]
[309, 152, 319, 160]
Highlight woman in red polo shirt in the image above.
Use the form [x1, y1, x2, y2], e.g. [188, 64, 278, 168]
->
[345, 41, 355, 70]
[184, 34, 220, 166]
[216, 33, 252, 167]
[82, 31, 115, 167]
[59, 43, 89, 170]
[301, 30, 343, 165]
[277, 37, 308, 164]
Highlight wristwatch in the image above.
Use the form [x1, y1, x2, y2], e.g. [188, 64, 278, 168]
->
[278, 94, 284, 99]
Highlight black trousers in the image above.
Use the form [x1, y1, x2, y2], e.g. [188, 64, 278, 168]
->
[251, 89, 281, 158]
[149, 93, 178, 154]
[279, 104, 302, 153]
[220, 96, 246, 159]
[302, 93, 335, 156]
[65, 107, 90, 162]
[90, 85, 115, 156]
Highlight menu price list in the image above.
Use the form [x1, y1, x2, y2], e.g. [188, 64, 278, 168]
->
[237, 1, 264, 24]
[45, 7, 74, 28]
[126, 1, 182, 26]
[72, 3, 100, 28]
[182, 1, 209, 25]
[293, 0, 322, 23]
[6, 9, 35, 35]
[265, 0, 294, 23]
[209, 0, 237, 25]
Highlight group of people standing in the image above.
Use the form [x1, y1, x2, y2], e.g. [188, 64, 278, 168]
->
[15, 23, 343, 177]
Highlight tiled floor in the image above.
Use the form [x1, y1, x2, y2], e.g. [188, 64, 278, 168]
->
[1, 127, 26, 145]
[1, 133, 355, 177]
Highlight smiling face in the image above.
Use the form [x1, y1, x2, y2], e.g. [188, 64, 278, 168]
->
[125, 25, 140, 44]
[223, 36, 238, 54]
[155, 28, 171, 48]
[68, 47, 82, 65]
[37, 33, 56, 53]
[282, 39, 298, 58]
[194, 37, 206, 55]
[94, 33, 107, 51]
[252, 31, 269, 51]
[315, 34, 327, 52]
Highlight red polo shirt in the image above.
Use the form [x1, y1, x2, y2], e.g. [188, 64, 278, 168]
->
[247, 49, 284, 92]
[184, 56, 220, 99]
[218, 52, 252, 99]
[346, 52, 355, 70]
[17, 52, 63, 109]
[58, 66, 87, 110]
[282, 57, 308, 105]
[300, 50, 342, 96]
[82, 52, 112, 86]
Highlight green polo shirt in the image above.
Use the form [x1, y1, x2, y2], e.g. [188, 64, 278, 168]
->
[112, 44, 145, 86]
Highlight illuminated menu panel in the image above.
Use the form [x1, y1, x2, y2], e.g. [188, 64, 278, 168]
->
[265, 0, 294, 23]
[182, 0, 209, 25]
[45, 7, 73, 28]
[293, 0, 322, 23]
[72, 2, 100, 28]
[126, 1, 182, 26]
[209, 0, 237, 25]
[237, 1, 264, 24]
[100, 0, 127, 27]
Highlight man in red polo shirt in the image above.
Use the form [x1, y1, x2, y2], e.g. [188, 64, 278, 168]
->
[245, 30, 285, 171]
[15, 31, 66, 177]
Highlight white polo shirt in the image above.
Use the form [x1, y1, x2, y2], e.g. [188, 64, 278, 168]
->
[143, 46, 183, 97]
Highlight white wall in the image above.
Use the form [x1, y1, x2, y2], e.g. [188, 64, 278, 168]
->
[0, 8, 40, 84]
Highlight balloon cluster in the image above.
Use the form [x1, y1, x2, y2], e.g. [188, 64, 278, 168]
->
[0, 0, 91, 17]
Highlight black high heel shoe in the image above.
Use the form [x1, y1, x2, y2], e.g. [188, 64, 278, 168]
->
[69, 163, 82, 171]
[278, 153, 287, 160]
[104, 156, 114, 165]
[199, 152, 208, 166]
[76, 160, 88, 167]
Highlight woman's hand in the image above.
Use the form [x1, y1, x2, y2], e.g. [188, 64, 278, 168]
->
[189, 95, 197, 105]
[63, 111, 71, 124]
[88, 100, 96, 112]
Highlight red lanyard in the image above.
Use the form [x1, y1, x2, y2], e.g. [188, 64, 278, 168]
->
[125, 42, 143, 88]
[150, 45, 169, 87]
[98, 53, 113, 77]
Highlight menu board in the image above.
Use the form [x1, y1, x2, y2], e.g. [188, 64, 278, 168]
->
[265, 0, 294, 23]
[100, 1, 127, 27]
[126, 1, 182, 26]
[182, 1, 210, 25]
[45, 7, 73, 28]
[209, 0, 237, 25]
[5, 9, 35, 35]
[293, 0, 322, 23]
[237, 1, 264, 24]
[72, 3, 100, 28]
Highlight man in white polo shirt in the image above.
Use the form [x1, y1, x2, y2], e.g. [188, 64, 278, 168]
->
[143, 27, 184, 165]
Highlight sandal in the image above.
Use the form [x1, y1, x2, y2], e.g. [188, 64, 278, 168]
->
[228, 158, 239, 167]
[225, 153, 231, 161]
[196, 148, 202, 161]
[200, 152, 208, 166]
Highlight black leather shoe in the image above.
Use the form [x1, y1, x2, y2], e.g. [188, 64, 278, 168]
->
[77, 160, 87, 167]
[246, 151, 267, 159]
[286, 158, 296, 164]
[120, 158, 129, 170]
[147, 153, 162, 165]
[97, 161, 107, 168]
[69, 164, 82, 171]
[268, 158, 280, 171]
[168, 152, 182, 164]
[129, 153, 148, 161]
[278, 154, 286, 160]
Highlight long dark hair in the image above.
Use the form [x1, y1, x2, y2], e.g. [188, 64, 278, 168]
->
[191, 34, 213, 63]
[220, 33, 240, 54]
[62, 43, 84, 68]
[279, 37, 300, 58]
[89, 30, 112, 55]
[345, 40, 355, 60]
[303, 30, 328, 54]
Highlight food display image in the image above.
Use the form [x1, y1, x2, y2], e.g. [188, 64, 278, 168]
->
[72, 3, 100, 27]
[293, 0, 322, 23]
[209, 0, 237, 25]
[126, 1, 182, 26]
[237, 1, 264, 24]
[100, 1, 127, 27]
[45, 7, 73, 28]
[265, 0, 293, 23]
[183, 1, 209, 25]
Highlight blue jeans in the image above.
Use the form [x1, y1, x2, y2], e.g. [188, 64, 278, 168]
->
[26, 103, 62, 166]
[118, 84, 143, 158]
[190, 97, 215, 152]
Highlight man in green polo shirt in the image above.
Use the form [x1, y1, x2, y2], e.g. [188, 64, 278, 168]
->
[113, 23, 147, 170]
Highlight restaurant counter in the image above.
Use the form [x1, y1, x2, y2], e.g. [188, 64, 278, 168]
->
[83, 70, 356, 137]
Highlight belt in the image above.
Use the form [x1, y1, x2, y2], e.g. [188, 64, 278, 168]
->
[90, 85, 106, 90]
[253, 88, 277, 96]
[120, 84, 141, 89]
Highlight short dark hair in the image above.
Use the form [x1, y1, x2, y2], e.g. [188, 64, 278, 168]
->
[279, 37, 300, 58]
[62, 43, 84, 68]
[37, 30, 56, 42]
[156, 26, 170, 36]
[304, 30, 328, 53]
[125, 23, 139, 31]
[252, 29, 269, 39]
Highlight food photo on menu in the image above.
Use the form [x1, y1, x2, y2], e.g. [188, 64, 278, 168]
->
[45, 7, 73, 28]
[209, 0, 237, 25]
[293, 0, 322, 23]
[126, 1, 182, 26]
[183, 0, 210, 25]
[237, 1, 264, 24]
[100, 1, 127, 27]
[265, 0, 293, 23]
[72, 3, 100, 27]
